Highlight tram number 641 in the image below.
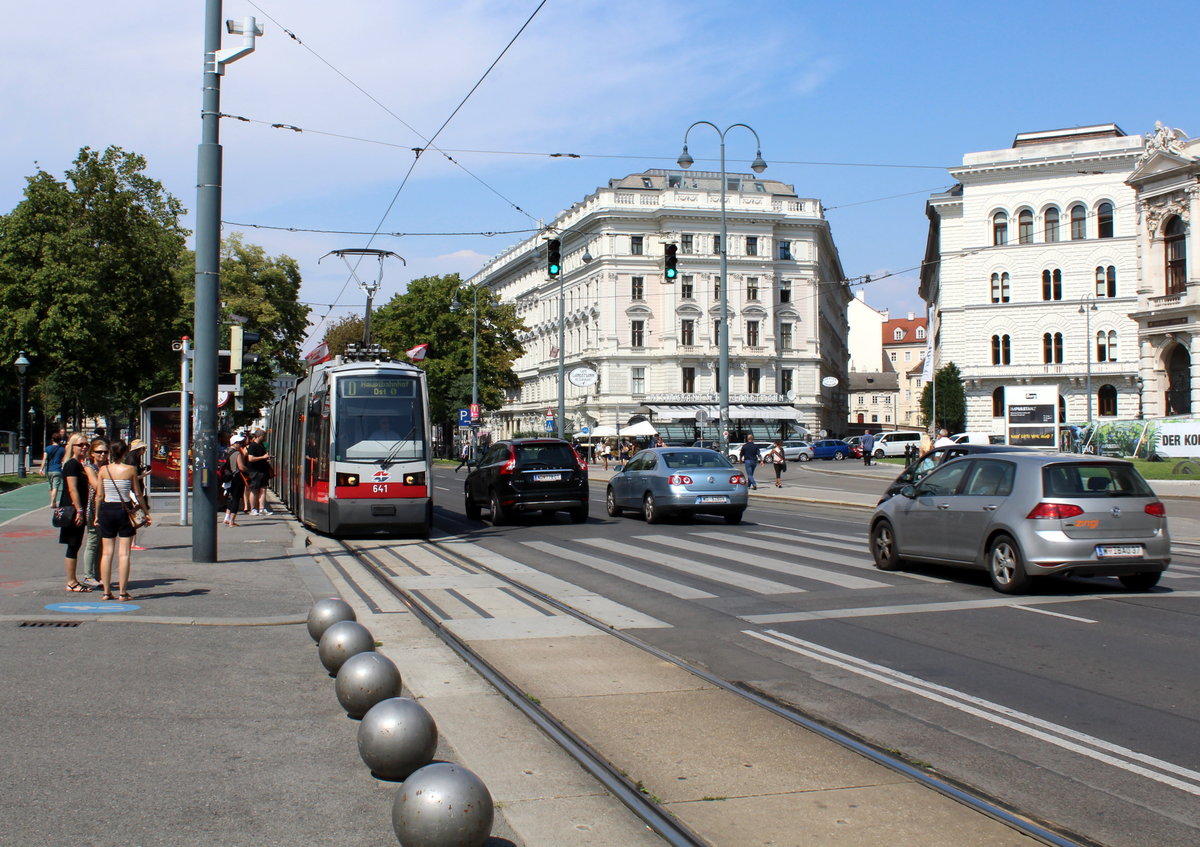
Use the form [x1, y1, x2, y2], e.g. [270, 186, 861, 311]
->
[372, 484, 388, 493]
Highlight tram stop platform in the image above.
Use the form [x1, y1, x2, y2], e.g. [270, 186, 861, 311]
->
[0, 482, 1044, 846]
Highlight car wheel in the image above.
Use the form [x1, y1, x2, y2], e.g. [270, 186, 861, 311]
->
[1118, 571, 1161, 591]
[874, 449, 885, 458]
[569, 505, 588, 524]
[870, 520, 903, 571]
[464, 489, 481, 520]
[833, 452, 845, 461]
[605, 486, 623, 517]
[489, 489, 508, 526]
[798, 453, 810, 462]
[643, 493, 663, 524]
[987, 534, 1031, 594]
[724, 509, 744, 525]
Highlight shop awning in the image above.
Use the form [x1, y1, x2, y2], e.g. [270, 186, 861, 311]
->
[730, 404, 804, 421]
[646, 404, 718, 420]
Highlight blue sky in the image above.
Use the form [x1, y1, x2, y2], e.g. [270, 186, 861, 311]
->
[4, 1, 1197, 351]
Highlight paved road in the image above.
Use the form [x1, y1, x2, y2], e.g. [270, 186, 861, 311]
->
[433, 465, 1200, 847]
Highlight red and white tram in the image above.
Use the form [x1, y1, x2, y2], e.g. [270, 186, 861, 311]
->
[267, 349, 432, 536]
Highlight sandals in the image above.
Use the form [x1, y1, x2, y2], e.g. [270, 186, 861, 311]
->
[100, 591, 114, 601]
[117, 592, 134, 602]
[65, 582, 92, 593]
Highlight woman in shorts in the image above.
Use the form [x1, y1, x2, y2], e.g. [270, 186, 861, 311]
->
[58, 434, 92, 592]
[94, 440, 151, 601]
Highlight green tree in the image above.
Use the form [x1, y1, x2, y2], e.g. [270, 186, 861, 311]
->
[369, 274, 525, 426]
[323, 314, 365, 357]
[0, 147, 188, 423]
[920, 361, 966, 433]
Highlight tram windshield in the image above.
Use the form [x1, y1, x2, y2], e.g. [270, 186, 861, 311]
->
[335, 375, 425, 463]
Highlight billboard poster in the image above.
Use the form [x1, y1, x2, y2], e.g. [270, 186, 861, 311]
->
[148, 409, 182, 491]
[1154, 418, 1200, 458]
[1006, 385, 1059, 449]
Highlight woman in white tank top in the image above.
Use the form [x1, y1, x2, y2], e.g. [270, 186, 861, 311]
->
[93, 440, 151, 601]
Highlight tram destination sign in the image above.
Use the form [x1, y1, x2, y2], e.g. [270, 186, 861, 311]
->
[339, 377, 416, 398]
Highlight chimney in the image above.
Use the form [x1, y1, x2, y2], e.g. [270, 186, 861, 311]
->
[907, 311, 915, 321]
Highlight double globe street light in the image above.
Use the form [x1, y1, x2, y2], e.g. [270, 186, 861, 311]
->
[14, 351, 31, 478]
[677, 123, 767, 453]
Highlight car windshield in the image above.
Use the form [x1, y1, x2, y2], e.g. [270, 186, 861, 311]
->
[514, 443, 577, 469]
[1041, 462, 1155, 497]
[662, 451, 734, 470]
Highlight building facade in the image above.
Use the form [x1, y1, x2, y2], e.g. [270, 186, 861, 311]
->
[467, 169, 851, 442]
[920, 125, 1145, 433]
[882, 313, 928, 428]
[1126, 124, 1198, 417]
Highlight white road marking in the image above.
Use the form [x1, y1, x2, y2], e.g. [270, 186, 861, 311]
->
[524, 540, 717, 600]
[716, 529, 945, 583]
[1008, 605, 1097, 623]
[637, 534, 889, 590]
[746, 629, 1200, 796]
[578, 538, 802, 595]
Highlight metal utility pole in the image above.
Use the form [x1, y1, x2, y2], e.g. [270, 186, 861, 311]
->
[193, 4, 262, 561]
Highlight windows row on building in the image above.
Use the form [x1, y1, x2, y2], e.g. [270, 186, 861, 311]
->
[991, 201, 1117, 245]
[988, 265, 1119, 303]
[986, 384, 1125, 419]
[988, 331, 1122, 365]
[514, 365, 798, 404]
[628, 318, 798, 350]
[626, 233, 796, 260]
[634, 274, 796, 303]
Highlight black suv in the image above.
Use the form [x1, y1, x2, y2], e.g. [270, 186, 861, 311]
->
[464, 438, 588, 524]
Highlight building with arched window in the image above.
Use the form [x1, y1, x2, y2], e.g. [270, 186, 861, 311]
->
[1126, 124, 1199, 416]
[920, 124, 1144, 433]
[467, 170, 851, 440]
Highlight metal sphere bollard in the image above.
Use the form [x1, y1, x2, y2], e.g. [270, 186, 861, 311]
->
[335, 651, 402, 718]
[391, 763, 493, 847]
[307, 597, 356, 643]
[357, 697, 438, 780]
[318, 620, 375, 675]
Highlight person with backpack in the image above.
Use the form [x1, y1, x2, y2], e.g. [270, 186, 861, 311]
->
[222, 434, 249, 527]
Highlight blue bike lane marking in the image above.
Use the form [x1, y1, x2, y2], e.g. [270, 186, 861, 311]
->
[45, 602, 140, 614]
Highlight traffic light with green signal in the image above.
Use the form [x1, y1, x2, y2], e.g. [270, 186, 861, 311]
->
[664, 243, 678, 281]
[547, 239, 562, 277]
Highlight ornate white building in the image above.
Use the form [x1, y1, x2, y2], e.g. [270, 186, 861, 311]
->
[1127, 124, 1198, 417]
[920, 124, 1146, 432]
[468, 169, 851, 441]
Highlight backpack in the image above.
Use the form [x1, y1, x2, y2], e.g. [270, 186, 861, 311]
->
[216, 448, 233, 484]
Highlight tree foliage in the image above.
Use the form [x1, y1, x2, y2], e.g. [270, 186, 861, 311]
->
[368, 274, 525, 425]
[919, 361, 966, 433]
[323, 314, 365, 358]
[0, 147, 188, 421]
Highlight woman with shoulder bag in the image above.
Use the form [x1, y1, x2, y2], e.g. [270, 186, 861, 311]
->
[223, 434, 249, 527]
[766, 440, 787, 488]
[58, 434, 92, 592]
[94, 440, 151, 601]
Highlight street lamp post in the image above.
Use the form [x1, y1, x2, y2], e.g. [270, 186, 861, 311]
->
[452, 285, 481, 459]
[677, 122, 767, 453]
[1079, 295, 1098, 425]
[14, 351, 30, 478]
[555, 242, 592, 441]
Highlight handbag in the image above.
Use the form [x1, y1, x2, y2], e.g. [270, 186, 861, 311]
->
[106, 467, 151, 529]
[52, 504, 76, 528]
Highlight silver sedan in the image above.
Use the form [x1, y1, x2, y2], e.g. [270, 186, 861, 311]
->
[607, 447, 748, 524]
[868, 452, 1170, 593]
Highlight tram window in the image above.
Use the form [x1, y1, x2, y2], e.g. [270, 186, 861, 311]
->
[306, 389, 329, 486]
[335, 375, 425, 463]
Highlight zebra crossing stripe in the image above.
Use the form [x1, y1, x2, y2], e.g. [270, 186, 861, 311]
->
[578, 538, 803, 595]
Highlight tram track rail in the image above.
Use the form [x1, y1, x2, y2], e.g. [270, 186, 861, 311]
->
[337, 531, 1092, 847]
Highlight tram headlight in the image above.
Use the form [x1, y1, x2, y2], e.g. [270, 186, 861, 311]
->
[403, 472, 425, 486]
[336, 472, 360, 487]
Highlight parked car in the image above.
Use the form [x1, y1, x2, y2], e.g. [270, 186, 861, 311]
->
[692, 440, 720, 450]
[871, 431, 923, 458]
[606, 447, 748, 524]
[782, 440, 813, 462]
[811, 439, 853, 461]
[464, 438, 588, 525]
[868, 453, 1170, 594]
[879, 444, 1026, 502]
[952, 432, 1006, 445]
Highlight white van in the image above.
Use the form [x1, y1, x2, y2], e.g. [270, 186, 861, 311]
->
[871, 431, 923, 457]
[952, 432, 1005, 445]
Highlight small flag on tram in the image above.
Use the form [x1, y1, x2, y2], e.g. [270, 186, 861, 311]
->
[304, 341, 331, 367]
[406, 343, 430, 361]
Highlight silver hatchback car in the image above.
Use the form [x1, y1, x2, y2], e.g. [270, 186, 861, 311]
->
[607, 447, 748, 524]
[869, 453, 1170, 593]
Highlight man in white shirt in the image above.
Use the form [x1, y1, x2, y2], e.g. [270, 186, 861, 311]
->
[934, 428, 954, 448]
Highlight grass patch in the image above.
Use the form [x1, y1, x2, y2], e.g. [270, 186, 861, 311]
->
[0, 475, 47, 493]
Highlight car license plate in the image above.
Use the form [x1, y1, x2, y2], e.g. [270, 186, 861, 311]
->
[532, 473, 562, 482]
[1096, 544, 1144, 559]
[698, 496, 729, 504]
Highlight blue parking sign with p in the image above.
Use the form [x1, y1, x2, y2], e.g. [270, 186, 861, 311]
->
[458, 408, 471, 426]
